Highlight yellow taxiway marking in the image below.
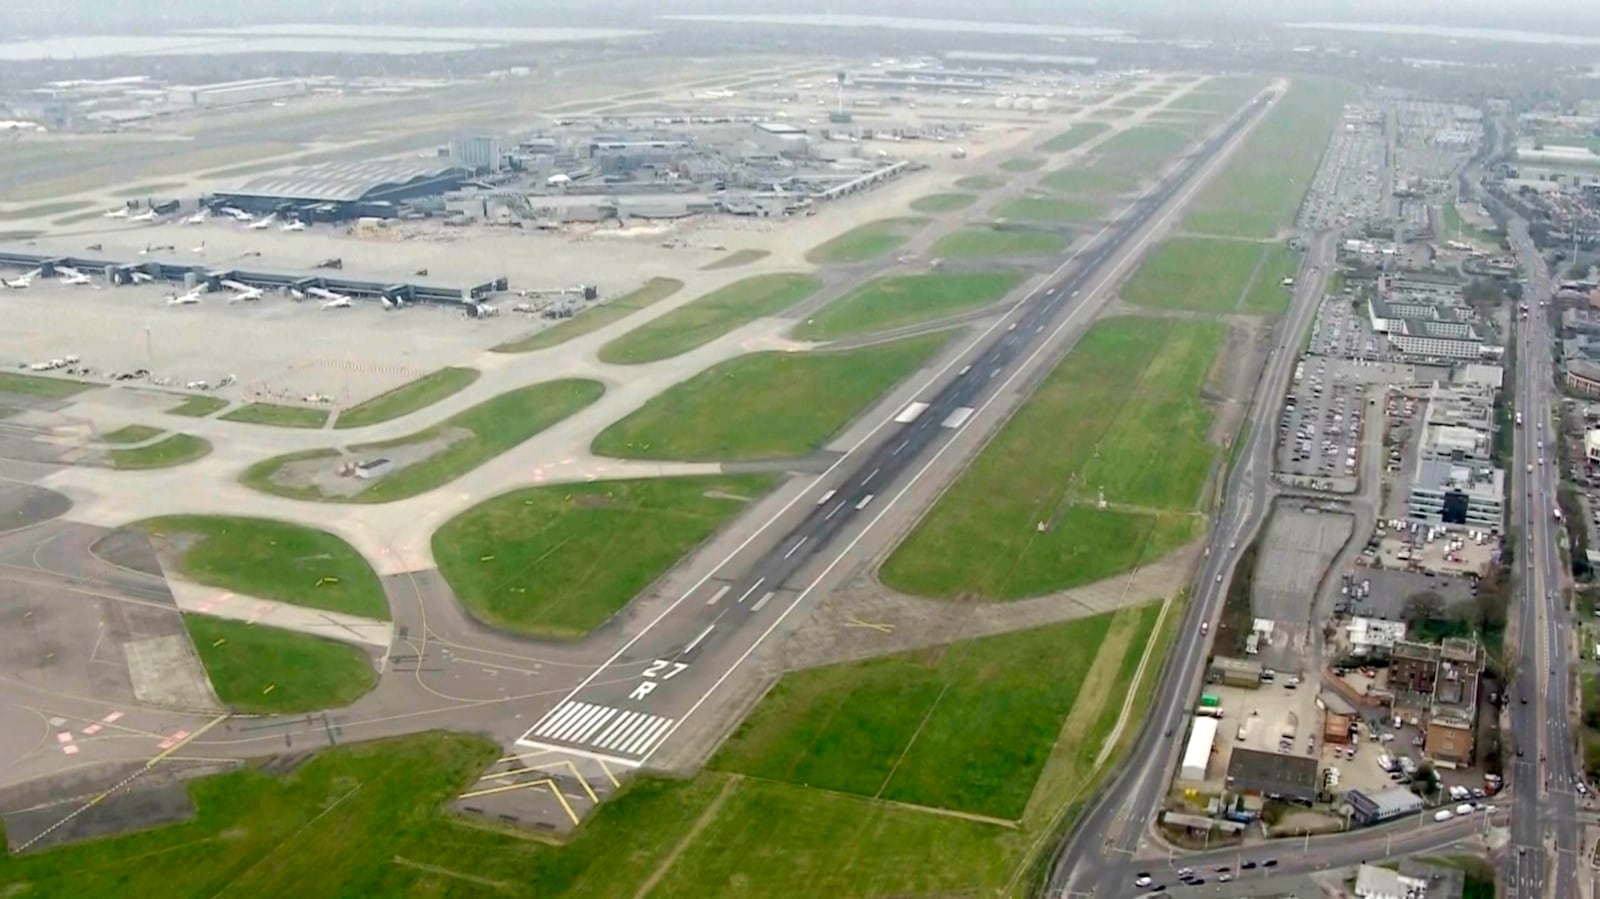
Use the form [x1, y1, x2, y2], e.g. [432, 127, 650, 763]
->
[845, 616, 894, 634]
[459, 778, 579, 825]
[597, 757, 621, 788]
[562, 760, 598, 803]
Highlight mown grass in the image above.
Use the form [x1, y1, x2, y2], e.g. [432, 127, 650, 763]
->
[101, 424, 164, 444]
[0, 199, 92, 221]
[592, 331, 952, 461]
[433, 474, 776, 637]
[493, 277, 684, 352]
[598, 273, 821, 364]
[220, 402, 329, 429]
[110, 434, 211, 470]
[1038, 121, 1110, 153]
[185, 616, 376, 714]
[794, 271, 1023, 340]
[933, 227, 1067, 258]
[996, 195, 1103, 224]
[956, 174, 1007, 191]
[242, 379, 605, 503]
[1240, 243, 1301, 315]
[136, 515, 389, 619]
[999, 157, 1046, 173]
[910, 192, 978, 213]
[702, 249, 769, 270]
[167, 395, 229, 417]
[804, 217, 926, 264]
[1120, 236, 1264, 314]
[1182, 77, 1353, 239]
[882, 316, 1220, 600]
[0, 371, 94, 398]
[333, 367, 479, 429]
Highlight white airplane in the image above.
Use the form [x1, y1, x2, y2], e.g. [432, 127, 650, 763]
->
[57, 267, 95, 287]
[2, 268, 41, 289]
[128, 270, 154, 283]
[281, 220, 306, 232]
[248, 215, 274, 230]
[221, 206, 252, 222]
[166, 289, 203, 306]
[130, 209, 159, 223]
[184, 209, 209, 225]
[103, 207, 130, 219]
[320, 297, 352, 310]
[220, 279, 263, 302]
[191, 241, 206, 254]
[289, 287, 307, 301]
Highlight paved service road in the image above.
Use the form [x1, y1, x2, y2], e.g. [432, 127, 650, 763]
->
[514, 92, 1281, 768]
[1504, 215, 1581, 899]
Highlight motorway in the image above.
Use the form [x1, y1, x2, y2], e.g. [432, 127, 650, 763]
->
[511, 93, 1279, 768]
[1505, 215, 1583, 899]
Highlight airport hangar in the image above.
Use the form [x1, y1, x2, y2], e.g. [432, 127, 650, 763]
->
[206, 159, 470, 222]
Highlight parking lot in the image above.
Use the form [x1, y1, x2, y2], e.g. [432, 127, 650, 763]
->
[1299, 102, 1386, 232]
[1277, 354, 1364, 484]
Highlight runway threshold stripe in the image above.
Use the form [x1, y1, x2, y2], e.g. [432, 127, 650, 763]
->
[552, 705, 608, 742]
[594, 711, 638, 747]
[533, 701, 588, 738]
[598, 714, 654, 750]
[572, 708, 618, 742]
[624, 718, 675, 755]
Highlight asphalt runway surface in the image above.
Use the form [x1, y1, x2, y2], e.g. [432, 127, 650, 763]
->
[513, 93, 1278, 768]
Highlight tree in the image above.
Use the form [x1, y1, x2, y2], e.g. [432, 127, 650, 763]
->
[1404, 591, 1447, 628]
[1413, 761, 1441, 799]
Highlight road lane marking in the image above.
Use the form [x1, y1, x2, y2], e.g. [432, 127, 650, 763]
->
[784, 537, 807, 559]
[751, 591, 775, 612]
[825, 501, 846, 520]
[862, 468, 879, 485]
[891, 439, 909, 456]
[684, 625, 714, 653]
[735, 578, 765, 604]
[705, 585, 731, 606]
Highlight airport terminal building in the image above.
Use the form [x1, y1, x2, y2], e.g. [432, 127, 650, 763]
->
[208, 160, 468, 221]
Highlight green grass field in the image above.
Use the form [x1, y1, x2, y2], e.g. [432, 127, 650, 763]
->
[599, 273, 821, 364]
[1166, 77, 1268, 115]
[882, 316, 1219, 600]
[243, 379, 605, 503]
[1183, 77, 1353, 239]
[795, 271, 1023, 340]
[220, 402, 330, 428]
[101, 424, 164, 444]
[804, 217, 925, 264]
[713, 613, 1112, 818]
[167, 394, 229, 417]
[1439, 202, 1501, 247]
[136, 515, 389, 619]
[433, 474, 775, 637]
[1088, 107, 1134, 119]
[955, 174, 1006, 191]
[1240, 244, 1301, 315]
[999, 156, 1045, 172]
[932, 227, 1067, 258]
[592, 332, 951, 461]
[0, 600, 1168, 897]
[110, 434, 211, 470]
[1120, 236, 1264, 314]
[1041, 166, 1141, 197]
[333, 367, 479, 429]
[702, 249, 769, 270]
[996, 195, 1103, 223]
[185, 616, 376, 714]
[909, 192, 978, 213]
[1038, 121, 1110, 153]
[1093, 124, 1193, 162]
[494, 277, 684, 353]
[0, 371, 94, 398]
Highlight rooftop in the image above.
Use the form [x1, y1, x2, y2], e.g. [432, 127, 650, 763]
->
[1225, 748, 1319, 801]
[228, 160, 465, 203]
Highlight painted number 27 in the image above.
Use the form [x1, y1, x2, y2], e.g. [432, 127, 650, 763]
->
[629, 659, 688, 701]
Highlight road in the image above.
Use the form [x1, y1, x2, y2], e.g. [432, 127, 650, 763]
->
[511, 92, 1280, 768]
[1043, 218, 1334, 896]
[1505, 215, 1583, 899]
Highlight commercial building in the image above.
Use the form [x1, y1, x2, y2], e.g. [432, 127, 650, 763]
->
[1354, 864, 1429, 899]
[210, 160, 469, 220]
[941, 51, 1099, 72]
[1346, 617, 1407, 654]
[751, 122, 810, 157]
[1388, 637, 1483, 766]
[1406, 382, 1504, 529]
[1180, 716, 1218, 783]
[1224, 749, 1320, 805]
[1344, 787, 1424, 825]
[1586, 428, 1600, 464]
[1567, 359, 1600, 398]
[168, 78, 308, 109]
[1207, 656, 1263, 689]
[450, 136, 504, 174]
[1324, 712, 1355, 744]
[1366, 275, 1501, 363]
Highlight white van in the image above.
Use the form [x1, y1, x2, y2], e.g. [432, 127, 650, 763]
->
[1434, 809, 1453, 822]
[1455, 803, 1474, 816]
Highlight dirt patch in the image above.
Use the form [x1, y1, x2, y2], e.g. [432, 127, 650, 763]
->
[703, 490, 759, 503]
[1204, 319, 1268, 447]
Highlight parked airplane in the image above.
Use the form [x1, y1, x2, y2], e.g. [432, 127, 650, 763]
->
[320, 297, 352, 310]
[220, 206, 252, 222]
[281, 220, 307, 232]
[130, 209, 159, 223]
[248, 215, 274, 230]
[184, 209, 209, 225]
[2, 268, 41, 289]
[191, 241, 206, 254]
[166, 288, 203, 306]
[103, 207, 130, 219]
[127, 271, 154, 283]
[57, 267, 95, 287]
[220, 279, 263, 302]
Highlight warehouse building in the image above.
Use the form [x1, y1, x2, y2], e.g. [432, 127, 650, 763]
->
[450, 136, 504, 174]
[1225, 749, 1319, 805]
[1179, 716, 1219, 783]
[1345, 788, 1424, 826]
[210, 160, 469, 220]
[168, 78, 308, 109]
